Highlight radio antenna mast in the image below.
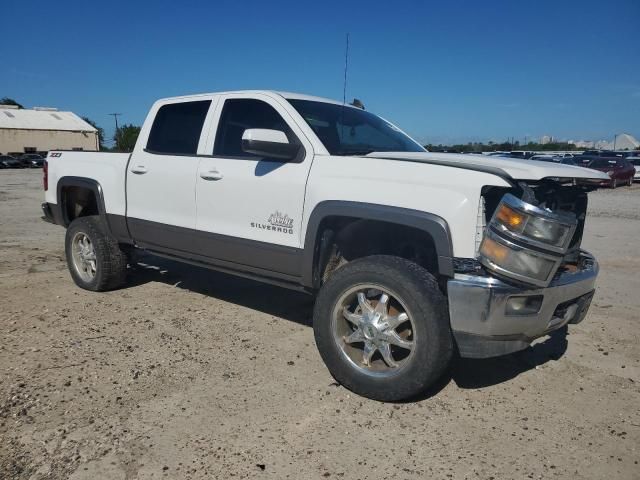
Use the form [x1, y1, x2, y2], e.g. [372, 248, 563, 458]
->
[342, 33, 350, 105]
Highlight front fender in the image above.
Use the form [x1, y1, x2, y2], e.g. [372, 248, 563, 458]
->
[301, 201, 454, 288]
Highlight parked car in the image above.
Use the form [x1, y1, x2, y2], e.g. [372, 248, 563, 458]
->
[509, 150, 535, 159]
[530, 154, 576, 165]
[626, 155, 640, 182]
[530, 154, 557, 162]
[578, 156, 635, 187]
[582, 150, 627, 158]
[484, 152, 510, 156]
[18, 153, 45, 168]
[0, 155, 24, 169]
[42, 89, 608, 401]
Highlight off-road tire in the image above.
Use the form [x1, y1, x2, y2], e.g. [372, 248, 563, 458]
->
[313, 255, 452, 401]
[65, 215, 127, 291]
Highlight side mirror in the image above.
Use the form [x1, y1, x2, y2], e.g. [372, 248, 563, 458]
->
[241, 129, 299, 161]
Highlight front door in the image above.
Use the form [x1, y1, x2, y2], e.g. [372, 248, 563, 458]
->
[195, 94, 313, 277]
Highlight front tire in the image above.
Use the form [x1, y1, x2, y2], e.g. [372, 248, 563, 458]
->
[313, 255, 452, 401]
[65, 216, 127, 291]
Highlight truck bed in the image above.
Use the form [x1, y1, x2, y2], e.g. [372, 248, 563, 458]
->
[45, 151, 131, 216]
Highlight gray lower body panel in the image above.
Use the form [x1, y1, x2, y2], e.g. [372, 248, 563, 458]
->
[127, 217, 303, 278]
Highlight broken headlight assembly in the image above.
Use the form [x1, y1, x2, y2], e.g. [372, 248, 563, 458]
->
[479, 193, 577, 287]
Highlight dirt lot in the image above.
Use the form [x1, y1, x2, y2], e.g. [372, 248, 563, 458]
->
[1, 169, 638, 479]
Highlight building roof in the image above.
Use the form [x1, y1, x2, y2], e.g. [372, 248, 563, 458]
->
[614, 133, 639, 150]
[0, 107, 97, 133]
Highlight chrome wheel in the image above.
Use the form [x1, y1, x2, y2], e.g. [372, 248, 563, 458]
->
[332, 285, 416, 377]
[71, 232, 97, 282]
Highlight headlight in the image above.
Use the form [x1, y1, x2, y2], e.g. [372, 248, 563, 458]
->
[478, 194, 577, 287]
[492, 194, 576, 253]
[479, 232, 559, 285]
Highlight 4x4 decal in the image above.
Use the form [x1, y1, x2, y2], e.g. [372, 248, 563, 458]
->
[251, 211, 294, 234]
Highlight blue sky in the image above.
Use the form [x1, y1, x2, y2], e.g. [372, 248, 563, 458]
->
[2, 0, 638, 145]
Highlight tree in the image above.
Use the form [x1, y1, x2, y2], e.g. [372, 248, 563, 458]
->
[1, 97, 23, 108]
[423, 140, 581, 153]
[114, 124, 141, 152]
[81, 117, 106, 150]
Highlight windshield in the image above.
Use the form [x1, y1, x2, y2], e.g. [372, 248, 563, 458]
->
[287, 99, 425, 155]
[588, 158, 618, 168]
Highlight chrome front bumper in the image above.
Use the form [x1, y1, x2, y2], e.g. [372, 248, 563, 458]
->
[448, 251, 598, 358]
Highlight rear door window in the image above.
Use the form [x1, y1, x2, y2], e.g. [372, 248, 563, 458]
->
[147, 100, 211, 155]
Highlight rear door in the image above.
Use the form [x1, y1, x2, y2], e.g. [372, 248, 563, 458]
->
[126, 98, 216, 252]
[194, 93, 314, 277]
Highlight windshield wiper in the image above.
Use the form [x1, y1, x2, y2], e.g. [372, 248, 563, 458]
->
[333, 149, 377, 156]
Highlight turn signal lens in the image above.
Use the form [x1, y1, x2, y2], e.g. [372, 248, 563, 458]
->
[496, 204, 525, 230]
[479, 236, 510, 263]
[492, 196, 575, 250]
[479, 233, 556, 284]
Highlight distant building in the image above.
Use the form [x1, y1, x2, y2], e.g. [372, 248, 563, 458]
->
[568, 134, 638, 151]
[612, 133, 639, 151]
[540, 135, 552, 145]
[0, 105, 98, 155]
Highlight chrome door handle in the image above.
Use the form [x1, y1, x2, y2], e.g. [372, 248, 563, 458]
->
[130, 165, 148, 174]
[200, 170, 223, 181]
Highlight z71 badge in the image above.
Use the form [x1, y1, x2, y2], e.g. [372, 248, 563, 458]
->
[251, 211, 294, 235]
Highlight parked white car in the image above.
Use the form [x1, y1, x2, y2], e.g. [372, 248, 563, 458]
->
[626, 155, 640, 181]
[42, 90, 608, 400]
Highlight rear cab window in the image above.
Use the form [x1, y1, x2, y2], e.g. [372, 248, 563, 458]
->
[147, 100, 211, 155]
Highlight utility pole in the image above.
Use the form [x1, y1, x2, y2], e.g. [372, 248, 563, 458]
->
[108, 113, 122, 132]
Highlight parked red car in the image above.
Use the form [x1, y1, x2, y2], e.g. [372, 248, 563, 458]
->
[578, 156, 636, 188]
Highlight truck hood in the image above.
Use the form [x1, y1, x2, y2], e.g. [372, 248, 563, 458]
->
[365, 151, 610, 182]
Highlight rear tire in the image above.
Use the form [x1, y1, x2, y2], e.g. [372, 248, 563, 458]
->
[313, 255, 452, 401]
[65, 216, 127, 291]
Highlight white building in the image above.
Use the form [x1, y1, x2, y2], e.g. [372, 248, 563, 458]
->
[569, 134, 639, 151]
[0, 105, 98, 155]
[540, 135, 552, 145]
[612, 133, 639, 151]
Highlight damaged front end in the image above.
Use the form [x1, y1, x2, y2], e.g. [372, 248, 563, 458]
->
[478, 180, 591, 287]
[447, 178, 600, 358]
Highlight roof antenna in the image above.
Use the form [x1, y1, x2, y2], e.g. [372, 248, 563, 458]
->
[342, 33, 350, 106]
[340, 33, 350, 142]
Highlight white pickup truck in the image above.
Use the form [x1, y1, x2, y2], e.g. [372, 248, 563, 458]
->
[42, 90, 608, 401]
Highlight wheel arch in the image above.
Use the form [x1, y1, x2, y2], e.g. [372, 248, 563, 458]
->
[57, 176, 107, 227]
[302, 201, 454, 289]
[56, 176, 134, 245]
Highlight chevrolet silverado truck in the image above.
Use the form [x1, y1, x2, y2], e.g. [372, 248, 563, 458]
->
[42, 91, 608, 401]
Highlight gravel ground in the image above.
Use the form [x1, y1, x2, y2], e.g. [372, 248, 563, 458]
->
[1, 169, 638, 479]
